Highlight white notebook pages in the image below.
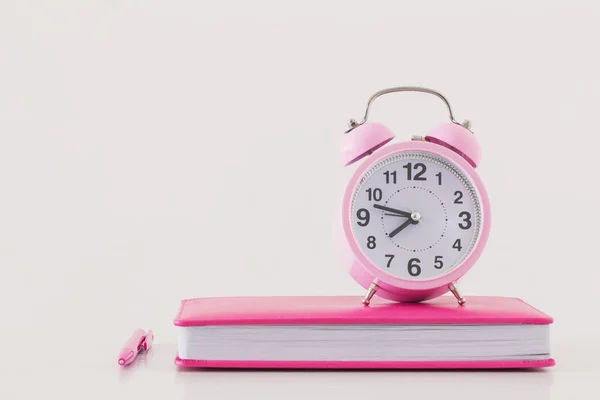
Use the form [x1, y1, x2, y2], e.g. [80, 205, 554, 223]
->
[176, 323, 550, 362]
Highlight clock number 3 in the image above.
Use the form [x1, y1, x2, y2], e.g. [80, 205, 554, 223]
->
[458, 211, 472, 229]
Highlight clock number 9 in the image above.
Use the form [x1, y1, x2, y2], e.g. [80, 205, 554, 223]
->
[356, 208, 370, 227]
[407, 258, 421, 276]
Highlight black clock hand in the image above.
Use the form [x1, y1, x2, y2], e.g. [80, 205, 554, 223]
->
[373, 204, 412, 217]
[388, 218, 417, 238]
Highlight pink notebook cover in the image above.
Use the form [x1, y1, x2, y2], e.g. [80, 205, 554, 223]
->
[174, 295, 554, 369]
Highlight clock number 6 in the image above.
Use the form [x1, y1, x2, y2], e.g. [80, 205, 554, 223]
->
[407, 258, 421, 277]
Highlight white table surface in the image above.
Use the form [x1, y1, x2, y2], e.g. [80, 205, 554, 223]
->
[2, 2, 599, 399]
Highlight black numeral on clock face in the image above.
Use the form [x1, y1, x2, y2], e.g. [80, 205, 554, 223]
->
[434, 255, 443, 269]
[366, 188, 382, 201]
[385, 254, 394, 268]
[356, 208, 370, 227]
[403, 163, 426, 181]
[458, 211, 472, 229]
[383, 171, 397, 184]
[454, 190, 463, 204]
[436, 172, 442, 185]
[407, 258, 421, 276]
[453, 239, 462, 251]
[367, 236, 376, 249]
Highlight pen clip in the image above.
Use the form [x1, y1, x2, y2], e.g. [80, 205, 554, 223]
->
[139, 330, 154, 352]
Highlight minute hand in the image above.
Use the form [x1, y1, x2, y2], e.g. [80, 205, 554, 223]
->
[373, 204, 412, 217]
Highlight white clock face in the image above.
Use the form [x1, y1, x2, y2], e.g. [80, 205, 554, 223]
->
[350, 151, 482, 280]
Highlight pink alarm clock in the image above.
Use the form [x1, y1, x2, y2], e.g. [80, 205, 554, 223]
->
[339, 87, 491, 306]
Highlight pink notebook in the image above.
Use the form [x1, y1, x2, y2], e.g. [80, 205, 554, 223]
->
[173, 295, 554, 369]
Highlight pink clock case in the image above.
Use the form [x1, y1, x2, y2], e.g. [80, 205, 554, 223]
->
[339, 137, 491, 303]
[173, 295, 554, 369]
[338, 86, 492, 305]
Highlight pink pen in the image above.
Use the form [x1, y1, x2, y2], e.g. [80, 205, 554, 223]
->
[117, 329, 149, 366]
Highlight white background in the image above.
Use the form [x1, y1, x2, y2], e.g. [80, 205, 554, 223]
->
[1, 1, 599, 398]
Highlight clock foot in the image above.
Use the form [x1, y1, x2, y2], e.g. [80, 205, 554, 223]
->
[448, 282, 466, 306]
[362, 282, 379, 306]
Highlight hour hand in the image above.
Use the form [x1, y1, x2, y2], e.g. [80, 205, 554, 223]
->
[373, 204, 412, 217]
[388, 218, 415, 238]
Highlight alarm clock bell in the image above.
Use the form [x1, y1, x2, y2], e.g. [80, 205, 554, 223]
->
[341, 122, 395, 167]
[425, 122, 481, 168]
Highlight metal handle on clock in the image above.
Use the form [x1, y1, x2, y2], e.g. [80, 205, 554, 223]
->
[345, 86, 468, 133]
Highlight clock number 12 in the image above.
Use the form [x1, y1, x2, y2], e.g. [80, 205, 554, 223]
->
[403, 163, 426, 181]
